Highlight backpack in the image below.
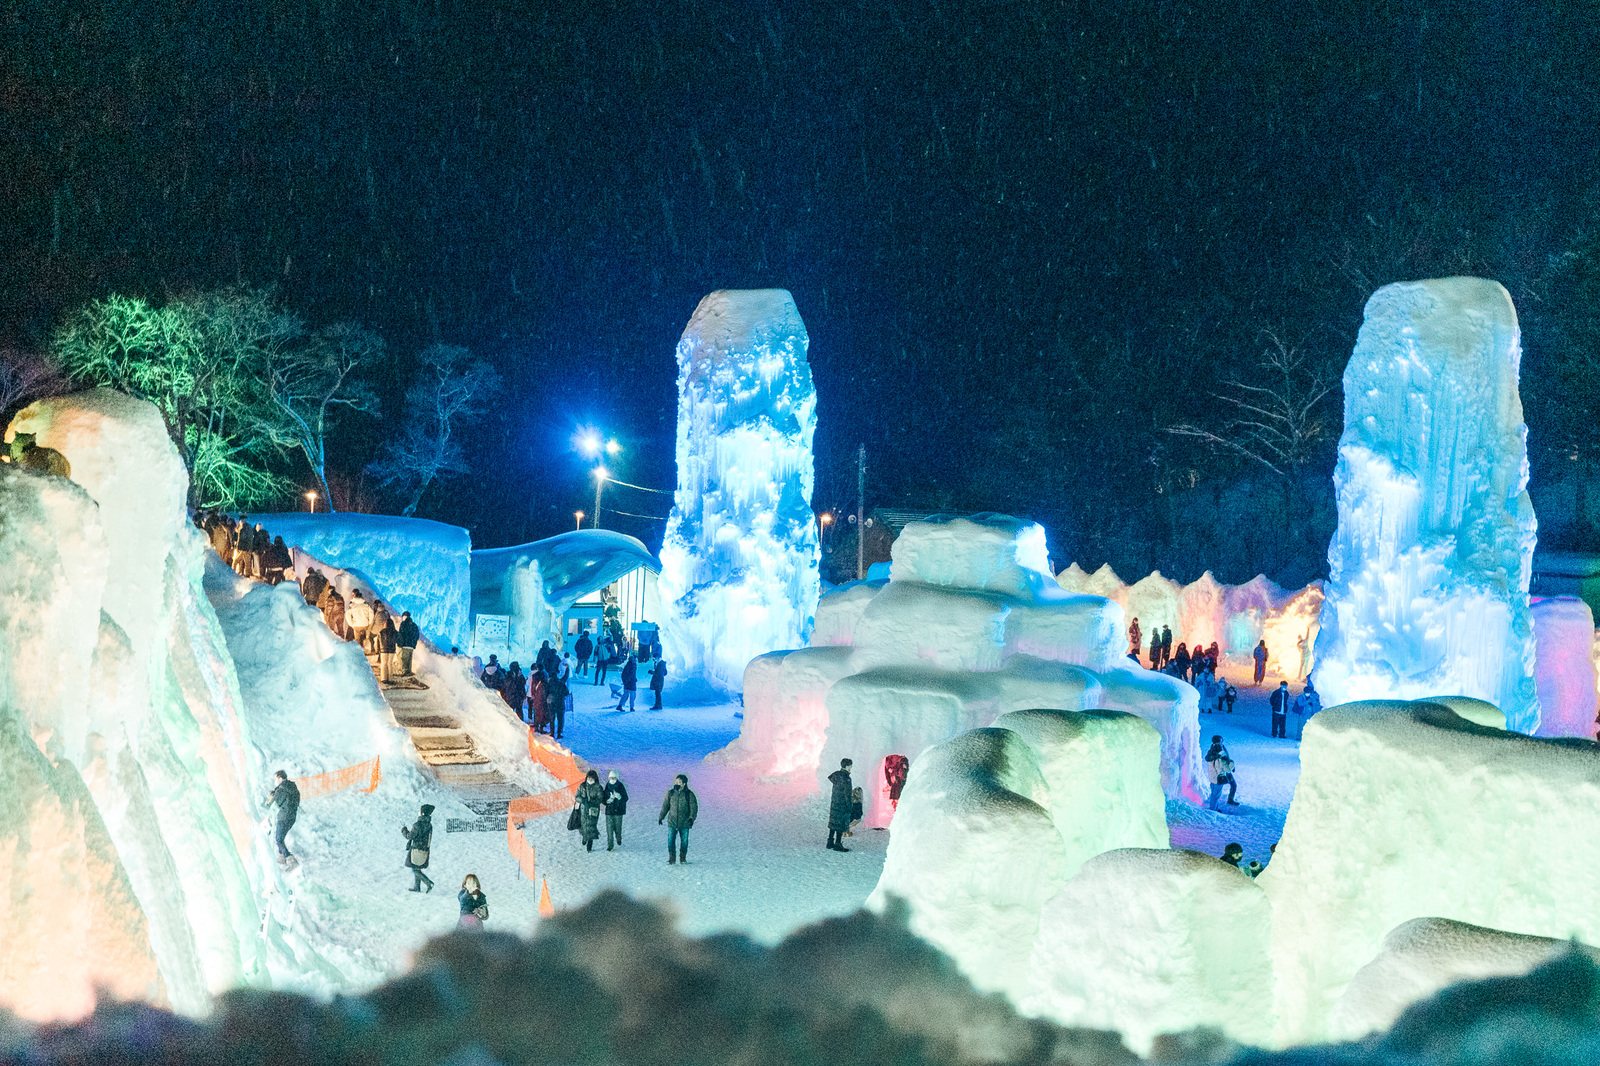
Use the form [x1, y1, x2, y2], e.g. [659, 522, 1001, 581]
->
[1218, 756, 1235, 776]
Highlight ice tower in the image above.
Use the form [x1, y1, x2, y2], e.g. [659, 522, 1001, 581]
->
[659, 289, 820, 694]
[1314, 277, 1539, 731]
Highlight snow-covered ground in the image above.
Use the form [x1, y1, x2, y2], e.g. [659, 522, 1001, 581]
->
[309, 660, 1303, 974]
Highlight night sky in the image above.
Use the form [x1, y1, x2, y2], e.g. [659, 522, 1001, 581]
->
[4, 0, 1598, 583]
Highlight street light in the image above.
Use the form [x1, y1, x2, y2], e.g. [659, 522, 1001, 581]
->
[605, 438, 621, 456]
[577, 430, 602, 458]
[574, 510, 585, 530]
[304, 491, 318, 513]
[592, 466, 608, 529]
[818, 511, 833, 541]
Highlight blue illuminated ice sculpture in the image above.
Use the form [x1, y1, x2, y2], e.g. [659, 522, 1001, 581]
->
[659, 289, 820, 694]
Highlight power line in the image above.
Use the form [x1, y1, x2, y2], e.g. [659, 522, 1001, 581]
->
[605, 477, 674, 495]
[606, 508, 671, 521]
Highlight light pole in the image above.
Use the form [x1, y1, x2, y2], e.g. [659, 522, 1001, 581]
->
[592, 466, 607, 529]
[574, 510, 585, 531]
[304, 491, 318, 513]
[818, 511, 832, 543]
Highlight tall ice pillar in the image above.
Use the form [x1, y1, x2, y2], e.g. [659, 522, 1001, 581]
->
[659, 290, 820, 694]
[1313, 277, 1539, 731]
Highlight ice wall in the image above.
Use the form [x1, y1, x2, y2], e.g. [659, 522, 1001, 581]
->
[1530, 596, 1598, 738]
[245, 512, 471, 650]
[1313, 277, 1539, 731]
[3, 390, 272, 1019]
[1056, 564, 1323, 671]
[1262, 698, 1600, 1043]
[659, 289, 819, 694]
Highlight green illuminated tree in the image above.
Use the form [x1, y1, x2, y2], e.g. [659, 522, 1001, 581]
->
[50, 288, 299, 508]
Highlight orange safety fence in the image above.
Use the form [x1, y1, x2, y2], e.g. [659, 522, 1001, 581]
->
[295, 756, 381, 799]
[528, 729, 586, 785]
[507, 817, 537, 881]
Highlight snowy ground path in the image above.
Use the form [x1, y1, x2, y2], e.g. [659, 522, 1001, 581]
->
[1167, 661, 1306, 870]
[505, 676, 889, 944]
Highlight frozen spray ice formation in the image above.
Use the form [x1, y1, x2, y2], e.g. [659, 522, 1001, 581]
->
[1313, 277, 1539, 731]
[660, 289, 820, 694]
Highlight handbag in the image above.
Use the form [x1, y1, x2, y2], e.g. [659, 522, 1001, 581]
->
[566, 807, 581, 831]
[409, 847, 429, 866]
[474, 904, 489, 921]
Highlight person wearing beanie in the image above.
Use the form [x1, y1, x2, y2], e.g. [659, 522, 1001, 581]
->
[602, 770, 629, 851]
[402, 804, 436, 892]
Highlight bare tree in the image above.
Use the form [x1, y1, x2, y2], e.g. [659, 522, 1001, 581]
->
[261, 323, 383, 509]
[1168, 329, 1339, 513]
[0, 348, 64, 420]
[368, 345, 501, 517]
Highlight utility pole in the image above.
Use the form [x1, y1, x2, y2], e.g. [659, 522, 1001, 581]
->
[856, 443, 867, 580]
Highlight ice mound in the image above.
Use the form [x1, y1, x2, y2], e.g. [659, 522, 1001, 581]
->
[1313, 277, 1540, 732]
[1263, 697, 1600, 1043]
[659, 289, 820, 695]
[721, 514, 1205, 818]
[868, 710, 1167, 1001]
[243, 512, 471, 650]
[1329, 917, 1599, 1041]
[1530, 596, 1598, 738]
[1025, 848, 1275, 1054]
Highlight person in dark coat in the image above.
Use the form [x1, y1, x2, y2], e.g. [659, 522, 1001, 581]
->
[301, 567, 329, 607]
[649, 658, 667, 710]
[480, 655, 505, 692]
[546, 668, 569, 739]
[616, 654, 638, 711]
[1160, 626, 1173, 667]
[1222, 681, 1238, 714]
[1253, 640, 1269, 686]
[574, 770, 604, 851]
[1173, 643, 1191, 682]
[1270, 680, 1291, 738]
[1220, 842, 1245, 868]
[402, 804, 436, 892]
[593, 634, 616, 686]
[396, 611, 420, 676]
[502, 663, 528, 720]
[575, 630, 594, 676]
[458, 874, 487, 929]
[537, 640, 560, 678]
[1205, 736, 1239, 809]
[602, 769, 628, 850]
[826, 758, 854, 852]
[375, 612, 398, 681]
[265, 769, 301, 867]
[1128, 617, 1142, 657]
[659, 773, 698, 865]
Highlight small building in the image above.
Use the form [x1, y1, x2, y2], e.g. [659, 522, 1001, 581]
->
[470, 530, 661, 668]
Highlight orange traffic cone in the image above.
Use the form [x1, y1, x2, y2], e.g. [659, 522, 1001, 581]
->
[538, 876, 555, 919]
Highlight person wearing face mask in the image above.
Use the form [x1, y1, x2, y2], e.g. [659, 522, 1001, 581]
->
[602, 769, 629, 851]
[659, 773, 698, 865]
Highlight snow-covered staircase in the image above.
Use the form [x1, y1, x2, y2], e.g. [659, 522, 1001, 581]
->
[379, 680, 523, 802]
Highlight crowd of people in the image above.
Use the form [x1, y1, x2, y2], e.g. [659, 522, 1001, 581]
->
[198, 511, 295, 584]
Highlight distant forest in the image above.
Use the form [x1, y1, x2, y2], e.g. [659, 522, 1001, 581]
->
[4, 0, 1598, 585]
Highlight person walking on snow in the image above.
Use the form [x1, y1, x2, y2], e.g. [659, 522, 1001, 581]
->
[402, 804, 436, 892]
[602, 770, 629, 850]
[826, 758, 855, 851]
[593, 634, 616, 686]
[301, 567, 328, 607]
[1270, 680, 1291, 738]
[847, 786, 864, 837]
[1253, 640, 1269, 686]
[1128, 617, 1142, 658]
[659, 773, 698, 865]
[616, 654, 638, 711]
[1205, 736, 1239, 809]
[458, 874, 487, 929]
[537, 640, 560, 678]
[575, 630, 594, 676]
[574, 770, 604, 852]
[1160, 625, 1173, 667]
[1222, 680, 1238, 714]
[649, 657, 667, 710]
[265, 769, 300, 868]
[396, 611, 420, 676]
[1292, 679, 1321, 741]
